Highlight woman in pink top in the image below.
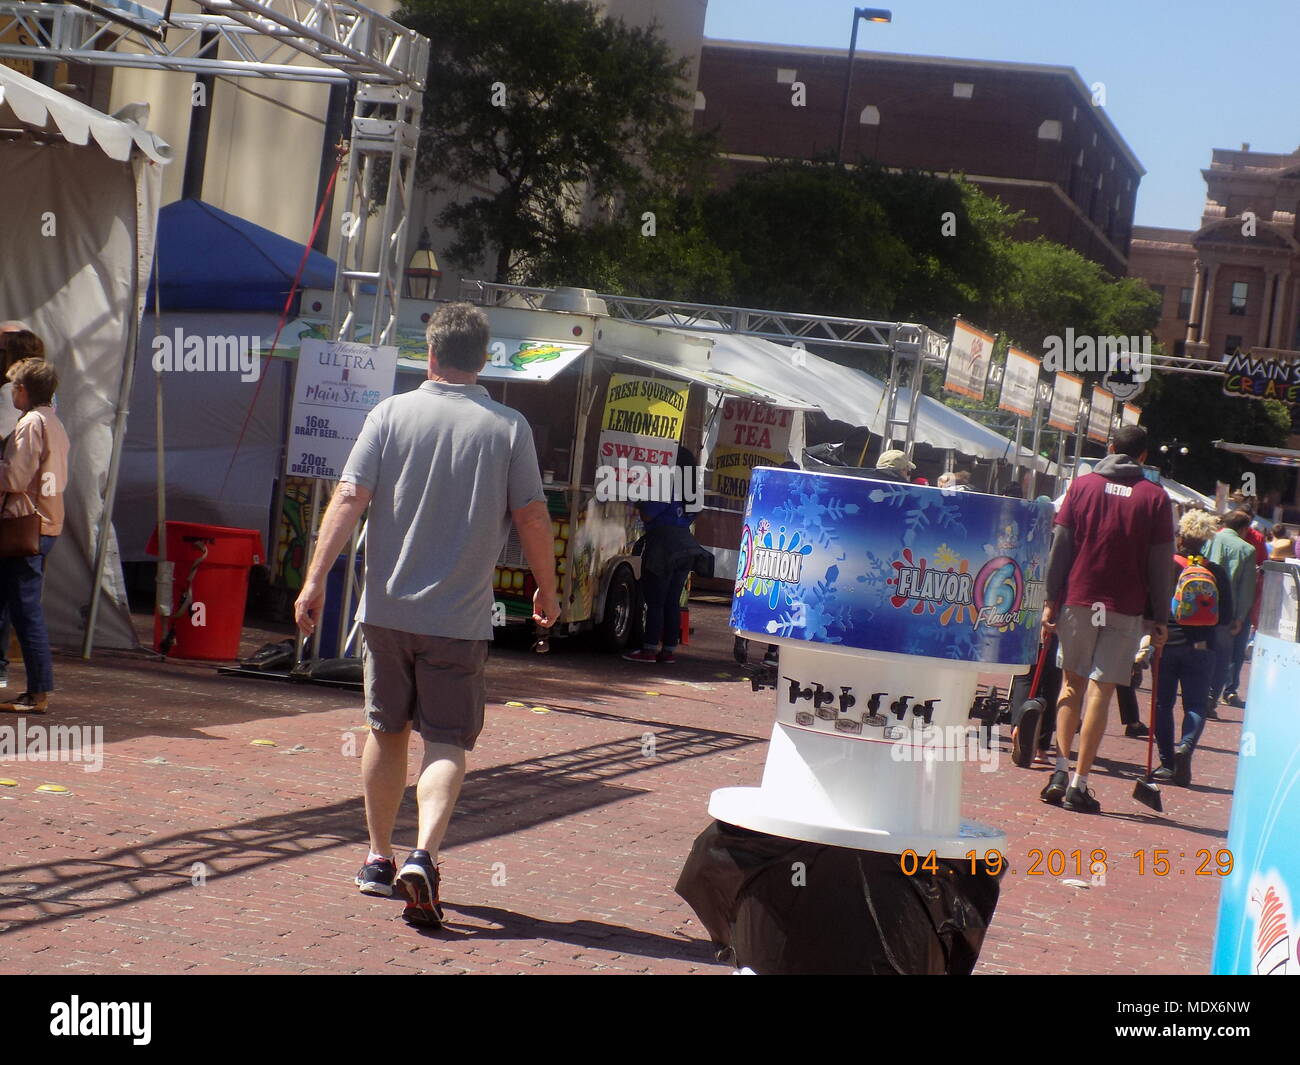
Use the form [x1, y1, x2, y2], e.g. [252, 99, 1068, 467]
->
[0, 358, 69, 715]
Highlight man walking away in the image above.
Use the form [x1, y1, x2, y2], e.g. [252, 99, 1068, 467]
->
[1039, 425, 1174, 814]
[295, 303, 560, 928]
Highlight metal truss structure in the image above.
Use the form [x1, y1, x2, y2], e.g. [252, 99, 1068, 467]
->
[460, 280, 949, 455]
[0, 1, 424, 84]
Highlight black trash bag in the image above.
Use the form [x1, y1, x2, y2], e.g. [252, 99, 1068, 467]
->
[676, 820, 1003, 975]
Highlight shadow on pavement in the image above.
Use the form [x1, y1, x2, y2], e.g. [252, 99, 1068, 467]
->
[0, 726, 758, 945]
[428, 902, 718, 966]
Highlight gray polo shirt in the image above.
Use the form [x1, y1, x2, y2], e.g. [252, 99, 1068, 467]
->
[340, 379, 545, 640]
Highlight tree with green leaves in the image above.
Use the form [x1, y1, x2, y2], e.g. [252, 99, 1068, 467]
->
[397, 0, 712, 283]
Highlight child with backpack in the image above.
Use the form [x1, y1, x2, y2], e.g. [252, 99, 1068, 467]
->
[1154, 510, 1234, 787]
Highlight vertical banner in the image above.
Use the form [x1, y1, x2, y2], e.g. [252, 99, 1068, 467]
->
[1122, 403, 1141, 426]
[287, 339, 399, 479]
[596, 373, 689, 488]
[711, 398, 795, 501]
[943, 320, 996, 401]
[1087, 387, 1114, 444]
[998, 348, 1039, 417]
[1047, 372, 1083, 432]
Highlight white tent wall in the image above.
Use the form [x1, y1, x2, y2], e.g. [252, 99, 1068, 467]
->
[0, 140, 161, 650]
[116, 311, 289, 562]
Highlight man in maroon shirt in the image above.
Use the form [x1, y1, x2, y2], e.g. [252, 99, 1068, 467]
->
[1039, 425, 1175, 813]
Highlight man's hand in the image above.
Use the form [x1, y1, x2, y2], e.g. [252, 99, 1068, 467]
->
[1230, 619, 1243, 636]
[295, 580, 325, 636]
[532, 587, 561, 629]
[1150, 622, 1168, 649]
[1040, 601, 1057, 644]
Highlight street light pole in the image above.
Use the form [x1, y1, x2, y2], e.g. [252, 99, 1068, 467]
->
[836, 7, 892, 166]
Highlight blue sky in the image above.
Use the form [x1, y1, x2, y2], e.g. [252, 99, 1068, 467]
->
[702, 0, 1300, 232]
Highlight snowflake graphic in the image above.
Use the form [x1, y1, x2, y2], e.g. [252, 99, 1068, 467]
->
[866, 486, 966, 547]
[774, 481, 860, 549]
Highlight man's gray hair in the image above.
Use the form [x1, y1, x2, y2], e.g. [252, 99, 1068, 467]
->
[426, 302, 490, 373]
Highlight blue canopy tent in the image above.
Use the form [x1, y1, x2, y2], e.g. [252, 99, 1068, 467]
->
[116, 200, 337, 566]
[146, 198, 336, 311]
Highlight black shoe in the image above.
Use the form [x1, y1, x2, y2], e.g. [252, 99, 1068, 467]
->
[1040, 769, 1069, 805]
[397, 850, 444, 928]
[1151, 765, 1175, 782]
[1063, 784, 1101, 814]
[1124, 723, 1149, 739]
[1204, 706, 1221, 720]
[732, 636, 749, 665]
[1225, 693, 1245, 709]
[355, 855, 397, 897]
[1173, 746, 1192, 787]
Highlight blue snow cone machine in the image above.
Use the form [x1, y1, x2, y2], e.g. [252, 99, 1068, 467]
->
[677, 466, 1053, 974]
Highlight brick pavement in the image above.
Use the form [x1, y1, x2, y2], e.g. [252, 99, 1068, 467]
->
[0, 605, 1239, 974]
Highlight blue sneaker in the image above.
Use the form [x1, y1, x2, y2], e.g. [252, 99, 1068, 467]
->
[397, 850, 444, 928]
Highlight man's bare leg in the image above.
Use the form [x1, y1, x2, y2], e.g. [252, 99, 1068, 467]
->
[363, 726, 411, 856]
[1074, 679, 1116, 778]
[414, 741, 467, 855]
[1053, 670, 1088, 766]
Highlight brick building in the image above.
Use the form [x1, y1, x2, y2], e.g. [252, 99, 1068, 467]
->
[693, 39, 1144, 277]
[1129, 145, 1300, 364]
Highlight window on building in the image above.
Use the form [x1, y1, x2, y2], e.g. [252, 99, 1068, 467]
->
[1230, 281, 1249, 315]
[1225, 335, 1243, 355]
[859, 105, 880, 126]
[1174, 339, 1186, 356]
[1177, 287, 1193, 319]
[1150, 284, 1166, 305]
[1037, 119, 1062, 140]
[952, 82, 974, 99]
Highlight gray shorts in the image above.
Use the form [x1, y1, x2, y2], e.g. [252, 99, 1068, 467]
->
[361, 623, 490, 750]
[1057, 604, 1145, 686]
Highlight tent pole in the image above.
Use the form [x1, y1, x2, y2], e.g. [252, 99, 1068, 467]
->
[1028, 389, 1045, 498]
[153, 324, 171, 643]
[83, 266, 143, 659]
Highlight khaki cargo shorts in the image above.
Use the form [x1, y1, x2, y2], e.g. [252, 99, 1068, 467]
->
[1056, 604, 1145, 687]
[361, 623, 490, 750]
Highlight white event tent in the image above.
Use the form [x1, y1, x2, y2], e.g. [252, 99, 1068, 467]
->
[0, 66, 170, 651]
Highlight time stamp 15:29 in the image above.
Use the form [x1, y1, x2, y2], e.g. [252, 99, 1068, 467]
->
[899, 849, 1235, 877]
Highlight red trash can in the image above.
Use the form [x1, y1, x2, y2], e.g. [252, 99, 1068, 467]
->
[146, 521, 265, 660]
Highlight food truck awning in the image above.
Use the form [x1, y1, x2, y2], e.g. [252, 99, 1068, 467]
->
[1214, 440, 1300, 468]
[612, 353, 817, 409]
[267, 318, 588, 381]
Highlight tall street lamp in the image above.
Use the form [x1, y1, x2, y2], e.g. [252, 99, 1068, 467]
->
[836, 7, 892, 166]
[1160, 440, 1190, 482]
